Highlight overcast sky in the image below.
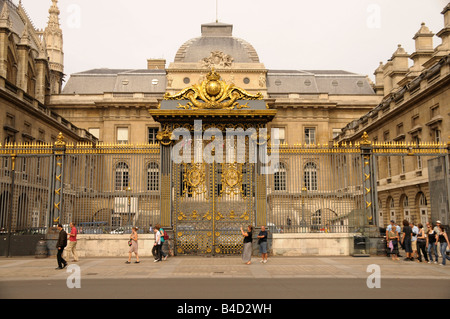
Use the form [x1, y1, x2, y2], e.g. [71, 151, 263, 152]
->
[18, 0, 448, 82]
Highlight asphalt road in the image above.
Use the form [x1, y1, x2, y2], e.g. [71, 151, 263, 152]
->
[1, 277, 449, 299]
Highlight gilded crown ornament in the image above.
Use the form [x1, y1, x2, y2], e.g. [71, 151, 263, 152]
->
[163, 68, 263, 110]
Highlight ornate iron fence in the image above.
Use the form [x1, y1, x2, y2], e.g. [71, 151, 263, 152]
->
[0, 132, 448, 252]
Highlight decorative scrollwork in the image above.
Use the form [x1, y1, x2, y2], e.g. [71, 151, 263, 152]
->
[163, 68, 263, 110]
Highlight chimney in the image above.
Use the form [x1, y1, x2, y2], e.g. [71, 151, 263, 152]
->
[147, 59, 166, 70]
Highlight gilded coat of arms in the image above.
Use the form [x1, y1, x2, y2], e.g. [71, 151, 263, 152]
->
[163, 68, 263, 110]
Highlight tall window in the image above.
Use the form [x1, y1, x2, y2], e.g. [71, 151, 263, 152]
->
[432, 128, 441, 143]
[115, 162, 129, 191]
[147, 162, 159, 191]
[304, 162, 317, 191]
[418, 192, 428, 225]
[304, 128, 316, 145]
[117, 127, 129, 144]
[414, 136, 422, 169]
[274, 162, 286, 191]
[273, 127, 285, 144]
[389, 197, 395, 223]
[148, 127, 158, 144]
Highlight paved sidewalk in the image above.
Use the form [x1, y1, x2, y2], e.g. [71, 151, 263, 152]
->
[1, 255, 450, 281]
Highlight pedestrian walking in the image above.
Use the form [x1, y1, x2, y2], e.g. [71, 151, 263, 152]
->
[434, 220, 442, 259]
[426, 222, 438, 264]
[416, 223, 428, 263]
[411, 222, 419, 261]
[67, 222, 78, 262]
[387, 224, 400, 261]
[241, 225, 253, 265]
[153, 225, 162, 262]
[437, 225, 450, 266]
[126, 227, 140, 264]
[56, 224, 67, 270]
[401, 219, 413, 261]
[257, 225, 268, 263]
[159, 225, 168, 261]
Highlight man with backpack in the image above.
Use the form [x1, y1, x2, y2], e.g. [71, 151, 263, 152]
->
[159, 225, 169, 261]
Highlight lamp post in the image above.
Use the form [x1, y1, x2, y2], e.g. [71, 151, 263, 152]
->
[126, 186, 131, 226]
[301, 186, 307, 233]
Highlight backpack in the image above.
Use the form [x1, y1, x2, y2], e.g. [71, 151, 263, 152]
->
[163, 230, 169, 240]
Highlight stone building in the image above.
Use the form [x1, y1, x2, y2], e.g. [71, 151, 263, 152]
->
[336, 4, 450, 227]
[50, 22, 380, 147]
[0, 0, 95, 236]
[0, 0, 95, 146]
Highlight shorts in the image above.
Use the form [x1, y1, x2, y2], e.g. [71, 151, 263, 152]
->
[259, 241, 267, 254]
[411, 240, 417, 251]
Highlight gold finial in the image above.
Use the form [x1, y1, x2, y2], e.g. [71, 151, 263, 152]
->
[54, 132, 66, 147]
[360, 132, 371, 145]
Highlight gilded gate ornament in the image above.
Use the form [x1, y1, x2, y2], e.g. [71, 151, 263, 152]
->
[163, 68, 263, 110]
[220, 163, 244, 196]
[183, 163, 207, 196]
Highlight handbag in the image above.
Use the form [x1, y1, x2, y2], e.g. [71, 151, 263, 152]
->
[388, 240, 393, 251]
[128, 239, 132, 246]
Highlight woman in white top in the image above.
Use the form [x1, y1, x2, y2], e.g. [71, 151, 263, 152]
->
[153, 225, 162, 262]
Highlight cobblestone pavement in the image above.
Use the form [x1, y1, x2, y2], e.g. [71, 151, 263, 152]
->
[1, 255, 450, 281]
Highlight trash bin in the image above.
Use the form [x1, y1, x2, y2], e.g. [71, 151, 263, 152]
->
[353, 235, 369, 257]
[35, 240, 48, 258]
[45, 227, 59, 256]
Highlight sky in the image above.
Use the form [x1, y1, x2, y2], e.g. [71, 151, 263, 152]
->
[17, 0, 449, 82]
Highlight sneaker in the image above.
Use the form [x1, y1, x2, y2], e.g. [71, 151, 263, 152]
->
[154, 259, 160, 263]
[263, 260, 267, 264]
[163, 256, 167, 261]
[434, 261, 438, 264]
[260, 260, 264, 263]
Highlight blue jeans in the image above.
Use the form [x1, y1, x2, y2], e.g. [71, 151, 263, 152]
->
[439, 242, 450, 265]
[428, 243, 438, 262]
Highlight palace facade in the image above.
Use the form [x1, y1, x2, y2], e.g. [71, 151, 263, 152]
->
[0, 0, 448, 244]
[336, 4, 450, 227]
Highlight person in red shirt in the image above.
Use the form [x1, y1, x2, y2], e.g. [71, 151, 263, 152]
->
[67, 222, 79, 262]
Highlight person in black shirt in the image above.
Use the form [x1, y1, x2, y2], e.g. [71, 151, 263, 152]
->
[241, 225, 253, 265]
[56, 224, 68, 270]
[257, 226, 268, 263]
[401, 220, 413, 261]
[426, 223, 438, 264]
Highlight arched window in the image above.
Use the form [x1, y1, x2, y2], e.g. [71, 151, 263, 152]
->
[418, 192, 428, 225]
[115, 162, 129, 191]
[304, 162, 317, 191]
[274, 162, 286, 191]
[147, 162, 159, 191]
